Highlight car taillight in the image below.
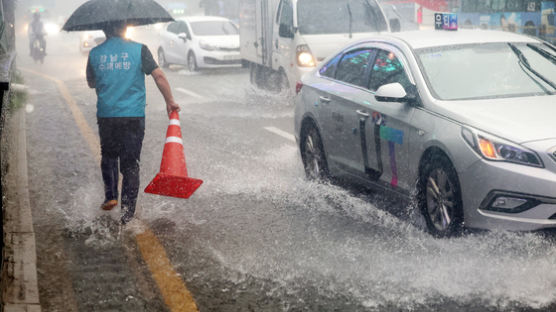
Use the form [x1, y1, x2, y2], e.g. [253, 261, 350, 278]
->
[296, 81, 303, 95]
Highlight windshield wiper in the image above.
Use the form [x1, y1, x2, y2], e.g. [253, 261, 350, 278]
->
[543, 42, 556, 54]
[508, 43, 556, 92]
[526, 43, 556, 65]
[346, 3, 353, 39]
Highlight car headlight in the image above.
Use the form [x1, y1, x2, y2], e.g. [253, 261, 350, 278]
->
[296, 44, 316, 67]
[125, 27, 134, 39]
[462, 127, 543, 167]
[44, 22, 60, 35]
[199, 41, 217, 51]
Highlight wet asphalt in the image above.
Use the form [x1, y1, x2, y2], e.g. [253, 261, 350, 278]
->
[15, 29, 556, 312]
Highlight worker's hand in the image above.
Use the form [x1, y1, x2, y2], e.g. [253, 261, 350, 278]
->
[166, 100, 181, 117]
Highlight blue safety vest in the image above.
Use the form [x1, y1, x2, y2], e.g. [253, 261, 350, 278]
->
[89, 37, 146, 118]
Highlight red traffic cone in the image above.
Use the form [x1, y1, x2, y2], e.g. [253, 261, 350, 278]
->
[145, 111, 203, 199]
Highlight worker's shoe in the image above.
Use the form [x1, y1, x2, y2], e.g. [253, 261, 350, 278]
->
[120, 205, 135, 225]
[100, 199, 118, 211]
[121, 211, 134, 225]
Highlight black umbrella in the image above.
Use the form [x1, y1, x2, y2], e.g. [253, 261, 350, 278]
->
[62, 0, 174, 31]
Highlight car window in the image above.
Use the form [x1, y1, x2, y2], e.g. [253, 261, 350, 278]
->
[319, 54, 342, 78]
[416, 43, 556, 100]
[369, 50, 411, 91]
[335, 49, 374, 87]
[189, 21, 239, 36]
[278, 0, 294, 37]
[297, 0, 388, 35]
[177, 21, 190, 36]
[167, 22, 179, 34]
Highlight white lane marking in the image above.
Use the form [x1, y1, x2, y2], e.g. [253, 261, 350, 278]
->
[264, 127, 296, 143]
[165, 136, 183, 144]
[176, 87, 206, 100]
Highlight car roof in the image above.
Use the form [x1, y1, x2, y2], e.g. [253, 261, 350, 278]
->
[177, 16, 230, 23]
[373, 29, 540, 50]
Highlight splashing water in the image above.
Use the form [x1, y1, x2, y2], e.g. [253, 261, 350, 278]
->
[145, 141, 556, 310]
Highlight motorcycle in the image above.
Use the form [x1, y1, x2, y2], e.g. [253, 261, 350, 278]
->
[30, 36, 46, 64]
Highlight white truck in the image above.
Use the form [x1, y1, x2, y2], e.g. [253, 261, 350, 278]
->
[239, 0, 396, 91]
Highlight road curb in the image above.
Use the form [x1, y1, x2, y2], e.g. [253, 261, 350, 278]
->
[1, 108, 41, 312]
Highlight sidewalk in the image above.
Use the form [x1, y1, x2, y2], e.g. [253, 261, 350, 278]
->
[1, 107, 41, 312]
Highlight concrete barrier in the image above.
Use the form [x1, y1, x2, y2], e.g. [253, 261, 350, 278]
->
[1, 108, 41, 312]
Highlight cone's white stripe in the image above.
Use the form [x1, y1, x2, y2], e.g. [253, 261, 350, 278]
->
[166, 137, 183, 145]
[169, 119, 180, 126]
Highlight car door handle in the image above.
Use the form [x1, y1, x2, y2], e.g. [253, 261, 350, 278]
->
[356, 110, 370, 118]
[319, 96, 331, 103]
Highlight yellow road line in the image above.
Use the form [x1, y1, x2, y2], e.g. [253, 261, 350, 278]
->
[136, 229, 198, 311]
[22, 68, 199, 312]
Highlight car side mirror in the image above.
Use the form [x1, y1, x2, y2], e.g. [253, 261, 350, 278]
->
[279, 23, 294, 39]
[178, 32, 190, 41]
[389, 18, 401, 32]
[375, 82, 413, 103]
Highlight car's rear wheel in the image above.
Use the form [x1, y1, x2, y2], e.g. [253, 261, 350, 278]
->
[301, 125, 328, 181]
[187, 52, 198, 72]
[158, 48, 169, 68]
[419, 154, 463, 237]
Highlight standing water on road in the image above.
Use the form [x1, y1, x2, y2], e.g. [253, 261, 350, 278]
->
[150, 132, 556, 311]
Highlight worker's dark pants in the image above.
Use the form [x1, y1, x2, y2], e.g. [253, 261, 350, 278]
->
[98, 117, 145, 216]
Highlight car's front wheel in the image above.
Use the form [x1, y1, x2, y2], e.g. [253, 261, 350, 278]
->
[277, 69, 290, 94]
[301, 125, 328, 181]
[187, 52, 198, 72]
[419, 153, 464, 237]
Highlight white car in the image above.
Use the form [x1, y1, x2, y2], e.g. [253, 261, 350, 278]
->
[157, 16, 241, 71]
[79, 30, 106, 54]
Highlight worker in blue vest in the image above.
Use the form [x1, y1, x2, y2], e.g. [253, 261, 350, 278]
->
[86, 21, 180, 224]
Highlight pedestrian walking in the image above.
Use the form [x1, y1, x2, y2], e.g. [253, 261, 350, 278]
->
[86, 21, 180, 224]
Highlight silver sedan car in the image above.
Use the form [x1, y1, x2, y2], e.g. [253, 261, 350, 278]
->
[294, 29, 556, 237]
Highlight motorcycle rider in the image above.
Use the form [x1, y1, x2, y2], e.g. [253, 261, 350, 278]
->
[28, 12, 46, 56]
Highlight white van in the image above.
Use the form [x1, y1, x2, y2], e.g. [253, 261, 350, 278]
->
[239, 0, 396, 91]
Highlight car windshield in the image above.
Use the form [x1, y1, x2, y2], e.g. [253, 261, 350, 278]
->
[189, 21, 238, 36]
[297, 0, 387, 35]
[416, 43, 556, 100]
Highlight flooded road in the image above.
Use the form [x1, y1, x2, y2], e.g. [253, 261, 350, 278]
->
[16, 28, 556, 311]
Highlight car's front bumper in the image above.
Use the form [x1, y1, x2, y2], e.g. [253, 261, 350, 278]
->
[196, 49, 241, 68]
[460, 159, 556, 231]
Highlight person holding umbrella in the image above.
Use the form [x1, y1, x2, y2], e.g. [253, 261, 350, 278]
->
[64, 0, 179, 224]
[89, 21, 180, 224]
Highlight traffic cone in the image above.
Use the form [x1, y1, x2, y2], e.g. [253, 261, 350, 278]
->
[144, 111, 203, 199]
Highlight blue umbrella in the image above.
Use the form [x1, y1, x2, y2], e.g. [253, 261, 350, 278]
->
[62, 0, 174, 31]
